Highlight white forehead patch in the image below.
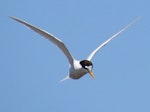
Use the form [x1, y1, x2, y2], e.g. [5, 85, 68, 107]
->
[85, 65, 93, 70]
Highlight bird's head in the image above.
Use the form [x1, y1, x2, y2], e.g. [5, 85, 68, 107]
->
[80, 60, 95, 79]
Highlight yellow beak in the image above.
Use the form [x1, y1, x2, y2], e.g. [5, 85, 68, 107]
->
[88, 70, 95, 79]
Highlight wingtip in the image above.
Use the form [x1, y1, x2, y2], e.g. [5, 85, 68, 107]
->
[9, 16, 22, 22]
[9, 16, 16, 20]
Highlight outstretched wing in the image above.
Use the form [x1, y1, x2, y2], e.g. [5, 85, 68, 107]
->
[87, 17, 139, 61]
[10, 16, 74, 65]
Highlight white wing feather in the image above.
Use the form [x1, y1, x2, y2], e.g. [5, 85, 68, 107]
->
[10, 16, 74, 65]
[87, 17, 139, 61]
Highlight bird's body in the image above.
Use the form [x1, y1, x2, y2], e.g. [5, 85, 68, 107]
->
[69, 60, 87, 79]
[10, 16, 138, 81]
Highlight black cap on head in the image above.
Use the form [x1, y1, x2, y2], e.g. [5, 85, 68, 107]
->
[80, 60, 93, 69]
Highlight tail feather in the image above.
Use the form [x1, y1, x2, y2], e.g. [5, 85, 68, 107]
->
[59, 75, 70, 83]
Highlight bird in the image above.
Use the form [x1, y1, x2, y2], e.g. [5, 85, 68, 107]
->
[10, 16, 138, 82]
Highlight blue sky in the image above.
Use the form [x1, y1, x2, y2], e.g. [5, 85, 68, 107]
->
[0, 0, 150, 112]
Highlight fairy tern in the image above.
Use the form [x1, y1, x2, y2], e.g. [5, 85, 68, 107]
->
[10, 16, 138, 81]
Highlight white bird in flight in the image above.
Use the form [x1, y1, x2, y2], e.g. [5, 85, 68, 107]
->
[10, 16, 138, 81]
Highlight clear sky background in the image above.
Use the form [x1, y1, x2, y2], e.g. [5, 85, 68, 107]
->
[0, 0, 150, 112]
